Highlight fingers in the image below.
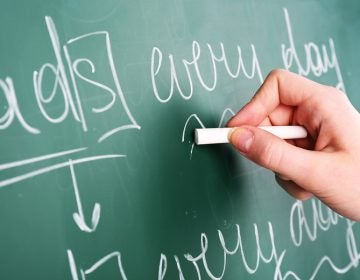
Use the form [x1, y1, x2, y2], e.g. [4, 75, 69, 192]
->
[229, 126, 319, 183]
[268, 104, 294, 126]
[275, 174, 313, 201]
[227, 69, 324, 127]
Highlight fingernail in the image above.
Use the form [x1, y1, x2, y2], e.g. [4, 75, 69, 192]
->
[229, 128, 254, 154]
[274, 172, 291, 181]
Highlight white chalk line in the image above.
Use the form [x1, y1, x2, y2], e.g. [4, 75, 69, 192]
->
[0, 147, 87, 171]
[0, 154, 125, 188]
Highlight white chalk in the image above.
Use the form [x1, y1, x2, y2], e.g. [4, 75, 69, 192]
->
[195, 126, 307, 145]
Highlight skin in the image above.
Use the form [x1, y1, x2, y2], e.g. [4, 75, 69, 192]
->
[227, 69, 360, 221]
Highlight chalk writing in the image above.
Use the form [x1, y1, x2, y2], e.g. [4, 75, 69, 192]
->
[182, 108, 235, 158]
[1, 16, 140, 144]
[158, 216, 360, 279]
[0, 153, 125, 188]
[0, 4, 356, 280]
[290, 199, 341, 247]
[65, 29, 141, 142]
[69, 160, 101, 233]
[33, 17, 79, 125]
[67, 250, 128, 280]
[71, 216, 358, 279]
[151, 42, 263, 103]
[0, 77, 39, 134]
[0, 147, 86, 171]
[281, 8, 345, 91]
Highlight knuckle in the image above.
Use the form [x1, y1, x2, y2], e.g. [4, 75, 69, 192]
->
[320, 86, 346, 103]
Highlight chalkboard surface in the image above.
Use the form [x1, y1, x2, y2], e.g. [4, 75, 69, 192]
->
[1, 0, 360, 279]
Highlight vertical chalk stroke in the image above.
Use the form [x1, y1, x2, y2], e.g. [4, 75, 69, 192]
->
[181, 113, 205, 159]
[158, 254, 168, 280]
[67, 250, 128, 280]
[69, 160, 100, 233]
[33, 16, 142, 142]
[63, 45, 88, 132]
[0, 77, 40, 134]
[66, 30, 141, 143]
[33, 16, 80, 124]
[67, 250, 80, 280]
[174, 255, 186, 280]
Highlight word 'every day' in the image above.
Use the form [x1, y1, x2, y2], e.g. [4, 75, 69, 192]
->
[0, 5, 355, 280]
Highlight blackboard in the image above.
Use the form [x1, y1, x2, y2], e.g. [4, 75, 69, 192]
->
[1, 0, 360, 279]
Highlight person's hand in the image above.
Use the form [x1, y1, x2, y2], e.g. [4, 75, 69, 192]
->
[227, 69, 360, 221]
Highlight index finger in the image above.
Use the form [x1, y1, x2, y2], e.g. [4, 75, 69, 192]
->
[227, 69, 323, 126]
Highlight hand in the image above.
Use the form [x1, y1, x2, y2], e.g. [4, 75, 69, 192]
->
[227, 69, 360, 221]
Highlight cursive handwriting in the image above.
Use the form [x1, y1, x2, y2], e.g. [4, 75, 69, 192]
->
[281, 8, 344, 91]
[151, 41, 263, 103]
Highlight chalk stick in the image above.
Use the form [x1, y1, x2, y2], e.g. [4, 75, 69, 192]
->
[194, 126, 307, 145]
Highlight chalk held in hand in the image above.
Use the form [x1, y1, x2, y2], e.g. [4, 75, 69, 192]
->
[194, 126, 307, 145]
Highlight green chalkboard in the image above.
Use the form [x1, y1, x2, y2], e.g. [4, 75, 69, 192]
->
[1, 0, 360, 279]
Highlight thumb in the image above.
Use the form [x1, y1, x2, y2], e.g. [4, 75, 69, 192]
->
[229, 126, 316, 182]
